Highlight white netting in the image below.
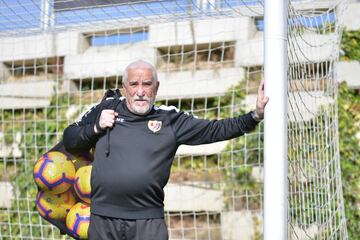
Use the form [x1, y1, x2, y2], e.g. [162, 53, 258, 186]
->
[287, 1, 348, 239]
[0, 0, 348, 239]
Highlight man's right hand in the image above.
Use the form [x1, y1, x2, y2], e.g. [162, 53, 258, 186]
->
[94, 110, 118, 133]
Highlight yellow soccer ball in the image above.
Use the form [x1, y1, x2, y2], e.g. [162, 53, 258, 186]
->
[73, 154, 92, 171]
[33, 151, 76, 194]
[74, 165, 92, 204]
[66, 202, 90, 239]
[36, 190, 77, 221]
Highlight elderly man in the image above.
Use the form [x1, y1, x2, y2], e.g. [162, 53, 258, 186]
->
[63, 60, 268, 240]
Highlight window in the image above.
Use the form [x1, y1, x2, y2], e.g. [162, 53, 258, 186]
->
[157, 42, 235, 71]
[4, 57, 64, 80]
[72, 75, 121, 91]
[289, 9, 335, 34]
[84, 27, 148, 47]
[254, 17, 264, 31]
[245, 65, 263, 82]
[255, 9, 335, 34]
[244, 65, 263, 94]
[289, 61, 330, 81]
[289, 61, 331, 91]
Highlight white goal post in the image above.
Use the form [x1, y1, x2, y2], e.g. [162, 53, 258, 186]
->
[264, 0, 289, 239]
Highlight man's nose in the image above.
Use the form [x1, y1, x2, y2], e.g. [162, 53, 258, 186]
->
[136, 86, 145, 96]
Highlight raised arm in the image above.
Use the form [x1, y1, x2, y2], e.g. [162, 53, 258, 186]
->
[172, 80, 269, 145]
[172, 111, 259, 145]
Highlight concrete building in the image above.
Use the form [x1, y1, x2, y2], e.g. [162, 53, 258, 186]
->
[0, 1, 358, 110]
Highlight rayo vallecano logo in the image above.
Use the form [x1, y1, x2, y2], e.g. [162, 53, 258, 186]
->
[148, 120, 162, 133]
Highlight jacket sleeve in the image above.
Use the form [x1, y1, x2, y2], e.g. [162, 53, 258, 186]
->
[63, 103, 103, 154]
[171, 111, 259, 145]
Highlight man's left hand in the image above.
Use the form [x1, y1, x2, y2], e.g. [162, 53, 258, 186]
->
[255, 80, 269, 120]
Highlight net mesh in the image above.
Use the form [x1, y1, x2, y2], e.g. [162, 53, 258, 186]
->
[0, 0, 348, 239]
[287, 2, 348, 239]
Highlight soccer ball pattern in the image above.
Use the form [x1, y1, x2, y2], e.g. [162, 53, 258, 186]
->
[74, 165, 92, 204]
[36, 190, 77, 221]
[66, 202, 91, 239]
[33, 151, 76, 194]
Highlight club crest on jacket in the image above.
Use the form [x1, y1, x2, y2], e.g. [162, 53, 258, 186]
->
[148, 120, 162, 133]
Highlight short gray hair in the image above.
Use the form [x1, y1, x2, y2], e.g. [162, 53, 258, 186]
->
[122, 60, 158, 84]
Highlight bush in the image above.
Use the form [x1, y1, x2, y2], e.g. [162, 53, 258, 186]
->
[338, 82, 360, 238]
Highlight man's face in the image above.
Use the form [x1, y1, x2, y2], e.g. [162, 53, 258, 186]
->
[123, 68, 159, 115]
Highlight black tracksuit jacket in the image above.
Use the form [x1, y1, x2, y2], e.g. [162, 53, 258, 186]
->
[63, 97, 259, 219]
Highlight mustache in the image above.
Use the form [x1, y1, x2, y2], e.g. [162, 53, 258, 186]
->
[134, 96, 150, 101]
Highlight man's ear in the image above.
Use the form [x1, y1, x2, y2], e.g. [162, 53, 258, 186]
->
[122, 80, 128, 91]
[155, 81, 160, 94]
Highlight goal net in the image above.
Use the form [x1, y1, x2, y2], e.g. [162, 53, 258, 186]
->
[287, 1, 348, 239]
[0, 0, 348, 239]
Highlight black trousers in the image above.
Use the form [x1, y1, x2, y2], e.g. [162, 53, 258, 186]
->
[88, 213, 168, 240]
